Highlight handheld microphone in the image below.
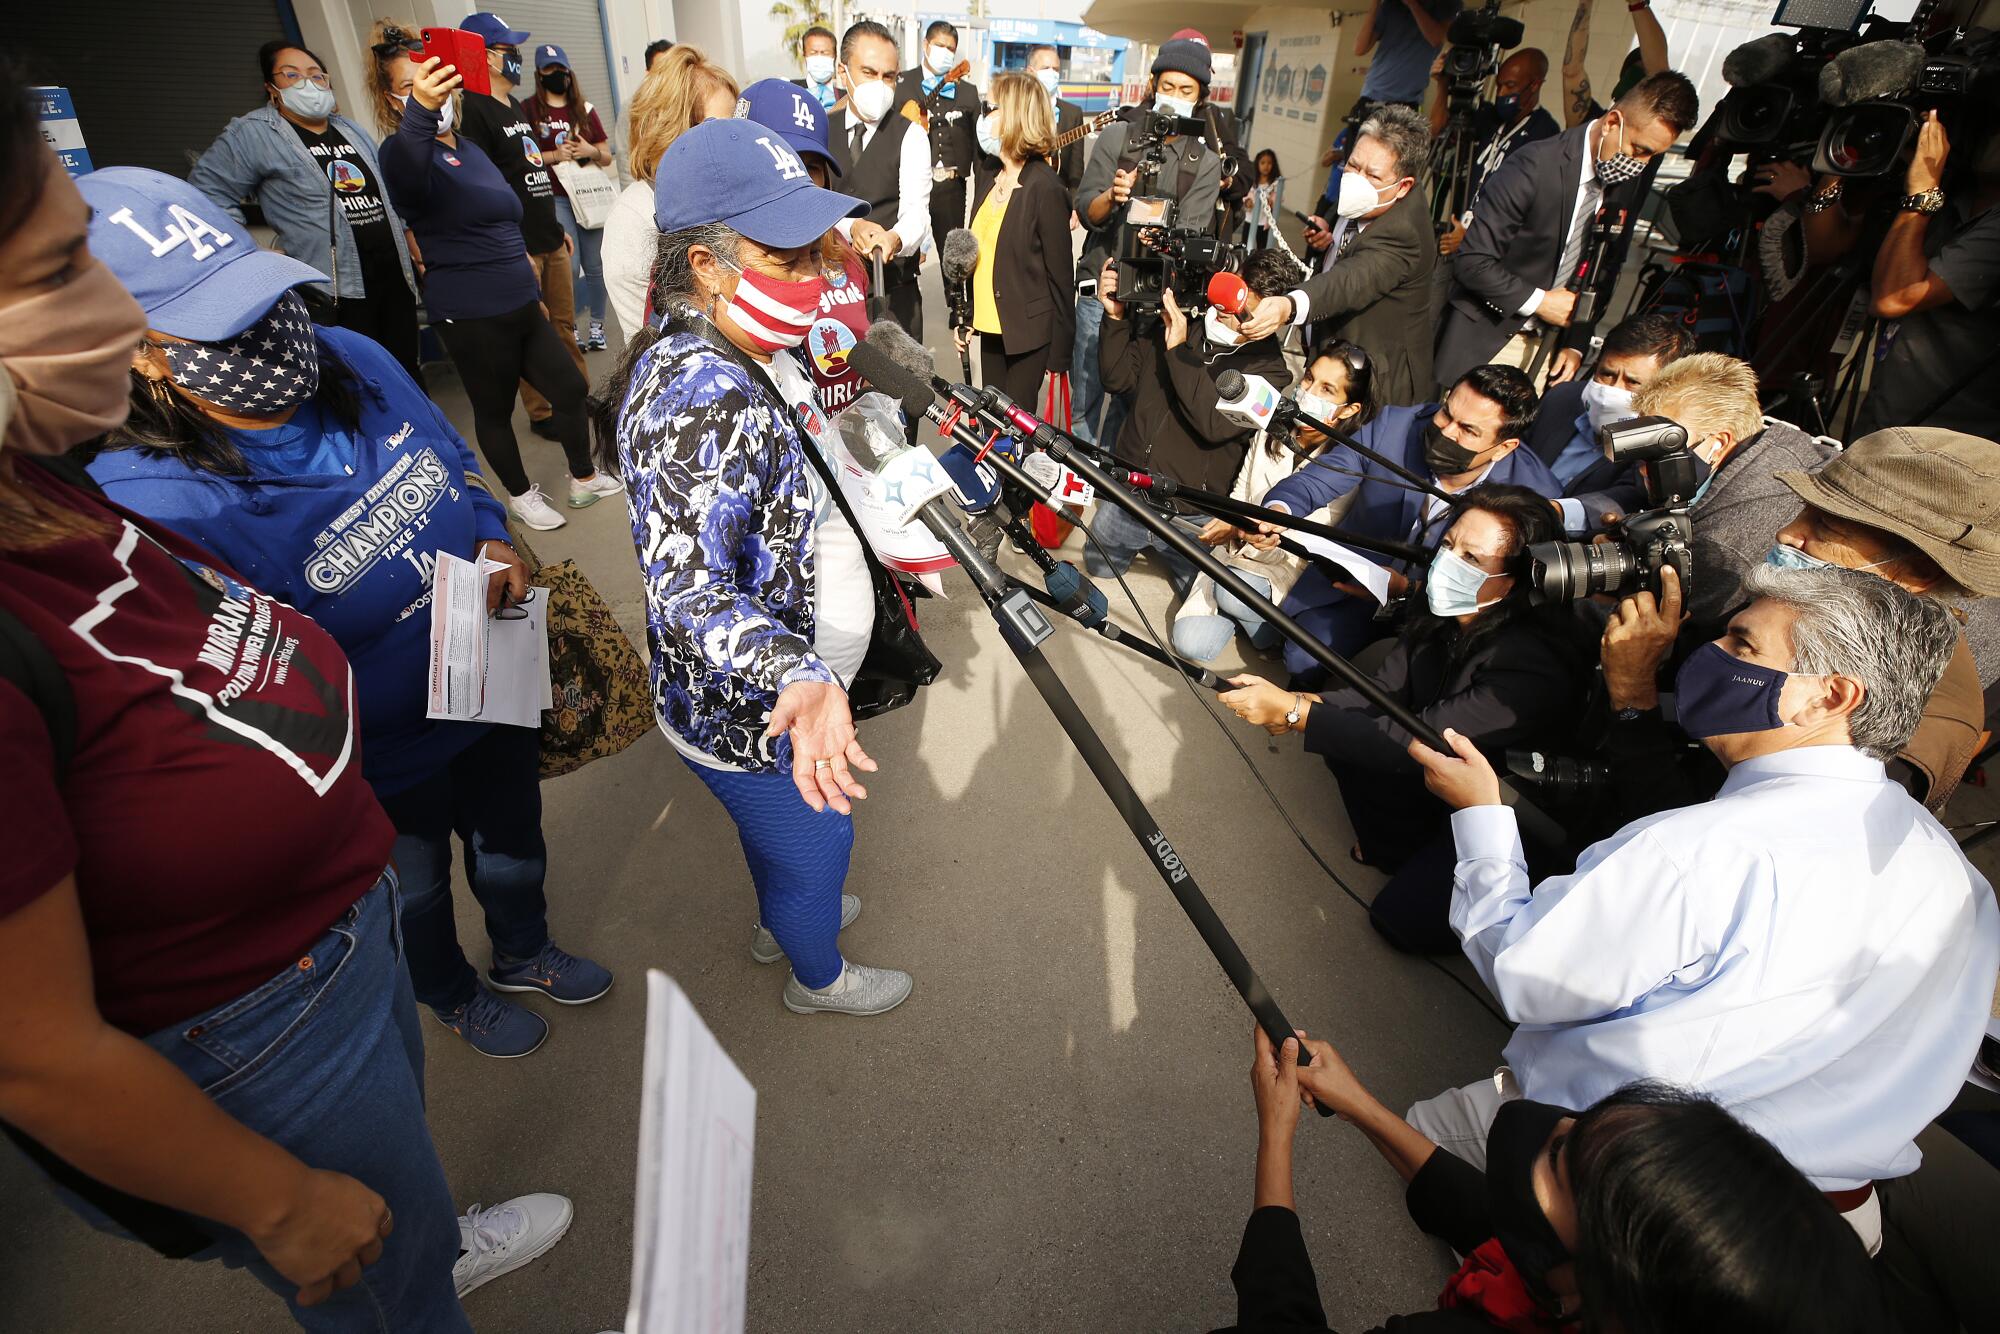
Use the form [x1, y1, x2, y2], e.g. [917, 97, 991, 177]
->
[1819, 40, 1925, 107]
[941, 229, 980, 318]
[1205, 270, 1250, 316]
[1212, 369, 1291, 433]
[938, 443, 1001, 515]
[1043, 560, 1110, 628]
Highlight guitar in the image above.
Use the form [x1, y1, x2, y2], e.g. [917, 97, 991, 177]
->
[898, 59, 972, 131]
[1052, 108, 1121, 154]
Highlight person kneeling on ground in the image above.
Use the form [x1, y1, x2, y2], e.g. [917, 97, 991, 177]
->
[1220, 485, 1589, 952]
[80, 166, 612, 1061]
[1088, 247, 1300, 591]
[1223, 1026, 1894, 1331]
[1404, 565, 1999, 1257]
[1172, 339, 1376, 664]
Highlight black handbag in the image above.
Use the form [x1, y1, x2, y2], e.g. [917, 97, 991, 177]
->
[666, 311, 941, 720]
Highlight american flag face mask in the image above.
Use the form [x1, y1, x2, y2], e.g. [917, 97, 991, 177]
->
[157, 292, 321, 414]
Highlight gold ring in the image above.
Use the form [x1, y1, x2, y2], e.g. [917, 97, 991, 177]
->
[813, 758, 833, 770]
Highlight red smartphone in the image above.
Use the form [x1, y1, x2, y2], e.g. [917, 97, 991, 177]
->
[419, 27, 491, 97]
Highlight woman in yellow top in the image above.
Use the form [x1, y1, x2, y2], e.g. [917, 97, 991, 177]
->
[956, 72, 1075, 408]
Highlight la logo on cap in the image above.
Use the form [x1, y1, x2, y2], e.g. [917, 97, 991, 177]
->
[790, 93, 816, 129]
[106, 202, 233, 261]
[754, 135, 806, 181]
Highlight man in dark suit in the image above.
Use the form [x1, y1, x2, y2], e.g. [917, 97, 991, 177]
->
[1523, 309, 1691, 533]
[1238, 105, 1436, 406]
[1435, 71, 1698, 392]
[1257, 364, 1559, 680]
[830, 20, 931, 335]
[1027, 44, 1086, 195]
[894, 20, 979, 273]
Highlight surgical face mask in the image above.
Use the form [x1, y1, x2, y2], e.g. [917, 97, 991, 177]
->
[716, 258, 825, 352]
[1595, 115, 1647, 186]
[1427, 545, 1505, 617]
[1335, 168, 1394, 220]
[846, 74, 896, 124]
[0, 259, 148, 456]
[804, 54, 836, 85]
[1764, 543, 1892, 575]
[1154, 92, 1196, 120]
[154, 292, 321, 416]
[393, 92, 455, 134]
[498, 49, 524, 85]
[1484, 1099, 1575, 1305]
[1202, 307, 1243, 347]
[926, 43, 956, 77]
[975, 112, 1001, 158]
[1034, 67, 1061, 96]
[1579, 377, 1634, 433]
[1422, 419, 1483, 477]
[1674, 640, 1799, 739]
[1295, 389, 1341, 424]
[277, 80, 337, 120]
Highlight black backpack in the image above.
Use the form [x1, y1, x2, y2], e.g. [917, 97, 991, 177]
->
[1, 456, 210, 1258]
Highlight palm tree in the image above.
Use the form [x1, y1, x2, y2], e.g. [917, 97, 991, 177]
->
[770, 0, 833, 64]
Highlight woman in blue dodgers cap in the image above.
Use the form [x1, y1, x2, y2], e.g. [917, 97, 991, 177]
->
[79, 166, 615, 1068]
[592, 119, 914, 1016]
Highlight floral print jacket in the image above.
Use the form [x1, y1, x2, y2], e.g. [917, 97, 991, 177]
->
[614, 330, 834, 770]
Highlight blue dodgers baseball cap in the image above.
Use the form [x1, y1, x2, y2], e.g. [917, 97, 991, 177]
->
[653, 119, 866, 248]
[736, 78, 841, 177]
[79, 167, 329, 342]
[461, 12, 529, 46]
[534, 43, 568, 70]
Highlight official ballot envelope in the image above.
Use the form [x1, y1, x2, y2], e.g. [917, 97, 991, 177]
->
[624, 972, 757, 1334]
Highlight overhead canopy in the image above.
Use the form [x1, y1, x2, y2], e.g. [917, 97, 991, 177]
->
[1079, 0, 1376, 47]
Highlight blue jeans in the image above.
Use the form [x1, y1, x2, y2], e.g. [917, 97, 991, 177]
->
[117, 874, 471, 1331]
[554, 198, 606, 325]
[1171, 570, 1277, 662]
[1069, 294, 1128, 454]
[1083, 503, 1205, 595]
[689, 760, 854, 989]
[377, 724, 550, 1011]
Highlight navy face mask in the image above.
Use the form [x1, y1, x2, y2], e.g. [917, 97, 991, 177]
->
[1674, 640, 1790, 739]
[1485, 1098, 1573, 1303]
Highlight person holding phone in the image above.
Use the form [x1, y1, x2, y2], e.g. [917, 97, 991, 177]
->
[0, 73, 567, 1328]
[377, 50, 621, 532]
[80, 164, 614, 1063]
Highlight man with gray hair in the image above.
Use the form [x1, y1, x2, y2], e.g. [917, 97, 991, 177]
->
[1237, 105, 1437, 404]
[1401, 565, 1999, 1254]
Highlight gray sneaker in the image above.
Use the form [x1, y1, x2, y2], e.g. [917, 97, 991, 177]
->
[751, 894, 861, 964]
[783, 962, 912, 1016]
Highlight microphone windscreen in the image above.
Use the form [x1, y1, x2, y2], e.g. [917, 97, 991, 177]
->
[1214, 368, 1246, 399]
[1820, 40, 1925, 107]
[1044, 561, 1109, 629]
[1722, 34, 1795, 89]
[940, 228, 981, 284]
[862, 319, 938, 389]
[938, 444, 1000, 514]
[853, 322, 937, 411]
[1206, 271, 1250, 315]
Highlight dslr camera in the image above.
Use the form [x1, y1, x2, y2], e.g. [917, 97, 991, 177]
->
[1528, 416, 1700, 602]
[1439, 0, 1525, 113]
[1113, 105, 1224, 312]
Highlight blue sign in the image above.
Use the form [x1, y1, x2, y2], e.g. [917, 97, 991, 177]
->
[34, 86, 93, 176]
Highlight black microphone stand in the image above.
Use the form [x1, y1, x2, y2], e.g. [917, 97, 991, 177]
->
[903, 483, 1336, 1113]
[1113, 471, 1432, 566]
[952, 383, 1569, 849]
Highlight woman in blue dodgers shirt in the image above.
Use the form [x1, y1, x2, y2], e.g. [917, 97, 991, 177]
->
[593, 120, 913, 1017]
[81, 167, 612, 1063]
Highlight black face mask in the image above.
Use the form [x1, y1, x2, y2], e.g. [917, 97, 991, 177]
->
[1484, 1098, 1575, 1303]
[540, 70, 570, 95]
[1423, 419, 1483, 477]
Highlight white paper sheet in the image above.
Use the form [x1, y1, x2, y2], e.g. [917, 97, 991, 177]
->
[1284, 530, 1395, 606]
[425, 551, 551, 728]
[626, 971, 757, 1334]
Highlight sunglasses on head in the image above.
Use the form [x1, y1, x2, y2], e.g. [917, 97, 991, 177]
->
[372, 25, 423, 57]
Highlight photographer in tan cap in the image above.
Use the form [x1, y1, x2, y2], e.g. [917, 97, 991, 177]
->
[1773, 425, 2000, 809]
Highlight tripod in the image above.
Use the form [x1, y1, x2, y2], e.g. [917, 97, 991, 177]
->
[1429, 94, 1486, 233]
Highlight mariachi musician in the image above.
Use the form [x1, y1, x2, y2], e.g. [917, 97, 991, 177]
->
[894, 20, 979, 293]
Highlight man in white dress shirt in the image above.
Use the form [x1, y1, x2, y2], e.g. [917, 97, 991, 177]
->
[827, 20, 933, 337]
[1404, 563, 1998, 1255]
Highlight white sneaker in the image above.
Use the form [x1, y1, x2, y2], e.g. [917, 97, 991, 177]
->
[452, 1194, 574, 1299]
[782, 961, 912, 1016]
[751, 894, 860, 964]
[567, 471, 625, 509]
[509, 485, 567, 531]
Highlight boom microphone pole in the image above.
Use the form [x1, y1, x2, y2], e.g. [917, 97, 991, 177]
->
[1107, 467, 1431, 566]
[1213, 370, 1455, 504]
[849, 326, 1568, 850]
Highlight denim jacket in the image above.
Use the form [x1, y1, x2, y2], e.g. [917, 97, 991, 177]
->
[613, 328, 836, 772]
[188, 105, 416, 303]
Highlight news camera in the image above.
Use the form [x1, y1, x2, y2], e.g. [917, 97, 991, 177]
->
[1113, 105, 1217, 312]
[1527, 416, 1699, 603]
[1440, 0, 1525, 113]
[1815, 29, 2000, 177]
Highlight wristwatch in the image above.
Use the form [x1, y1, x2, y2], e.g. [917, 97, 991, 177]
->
[1285, 695, 1305, 729]
[1899, 186, 1946, 215]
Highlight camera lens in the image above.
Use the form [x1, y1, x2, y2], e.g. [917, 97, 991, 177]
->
[1821, 103, 1915, 178]
[1719, 86, 1793, 145]
[1528, 538, 1640, 602]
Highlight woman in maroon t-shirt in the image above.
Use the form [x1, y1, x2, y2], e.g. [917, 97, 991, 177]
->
[0, 93, 558, 1328]
[524, 48, 613, 350]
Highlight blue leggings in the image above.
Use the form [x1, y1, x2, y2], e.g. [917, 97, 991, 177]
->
[690, 761, 854, 988]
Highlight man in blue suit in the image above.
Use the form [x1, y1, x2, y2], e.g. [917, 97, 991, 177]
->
[1259, 363, 1557, 682]
[1524, 310, 1692, 535]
